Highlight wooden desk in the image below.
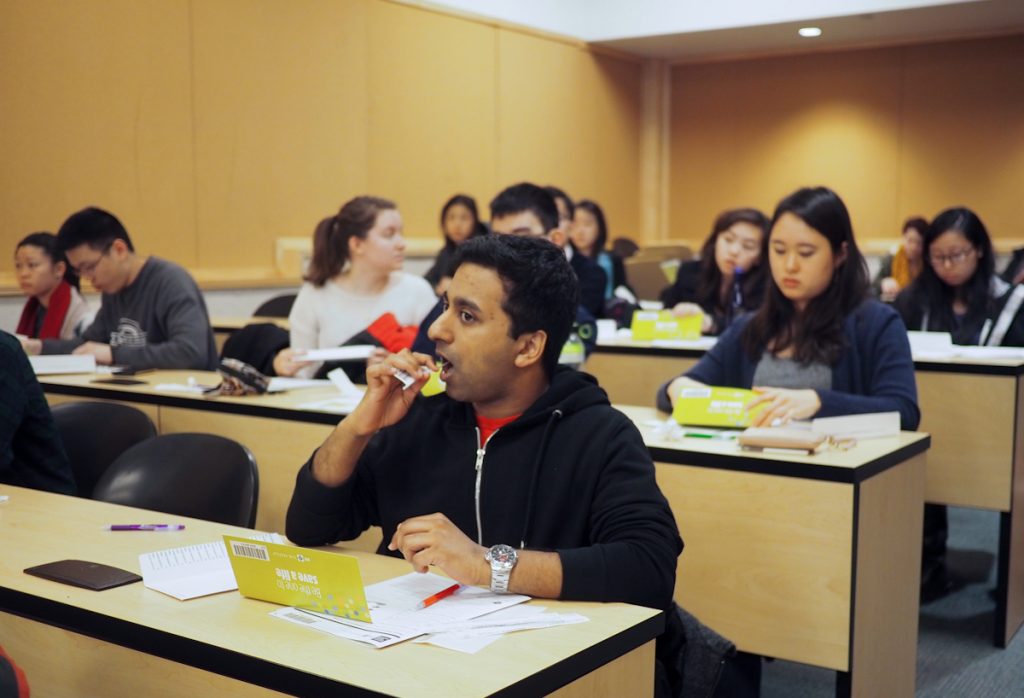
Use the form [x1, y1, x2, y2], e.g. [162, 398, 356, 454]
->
[40, 370, 341, 537]
[587, 341, 1024, 648]
[212, 316, 290, 352]
[619, 406, 928, 697]
[0, 486, 660, 697]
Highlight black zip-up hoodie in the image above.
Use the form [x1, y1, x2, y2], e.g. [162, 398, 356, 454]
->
[286, 367, 683, 611]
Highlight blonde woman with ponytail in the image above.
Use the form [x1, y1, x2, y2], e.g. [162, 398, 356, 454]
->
[274, 197, 436, 378]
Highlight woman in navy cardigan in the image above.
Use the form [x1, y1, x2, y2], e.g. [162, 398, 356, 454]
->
[657, 186, 920, 432]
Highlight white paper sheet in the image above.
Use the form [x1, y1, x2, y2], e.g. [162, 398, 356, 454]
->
[29, 354, 96, 375]
[293, 345, 376, 362]
[272, 572, 530, 648]
[266, 377, 332, 392]
[139, 532, 284, 600]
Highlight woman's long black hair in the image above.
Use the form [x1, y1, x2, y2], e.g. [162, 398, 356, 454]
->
[741, 187, 869, 364]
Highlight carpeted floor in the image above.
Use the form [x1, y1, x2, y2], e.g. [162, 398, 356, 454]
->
[761, 506, 1024, 696]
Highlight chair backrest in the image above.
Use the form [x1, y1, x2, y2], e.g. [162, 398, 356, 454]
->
[624, 257, 679, 301]
[632, 244, 693, 263]
[92, 433, 259, 528]
[253, 293, 297, 318]
[50, 401, 158, 498]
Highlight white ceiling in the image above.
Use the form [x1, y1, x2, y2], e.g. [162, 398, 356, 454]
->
[422, 0, 1024, 61]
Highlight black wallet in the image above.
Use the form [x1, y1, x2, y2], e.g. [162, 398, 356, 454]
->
[24, 559, 142, 591]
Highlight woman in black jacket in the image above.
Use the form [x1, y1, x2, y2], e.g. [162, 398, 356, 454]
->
[659, 207, 769, 335]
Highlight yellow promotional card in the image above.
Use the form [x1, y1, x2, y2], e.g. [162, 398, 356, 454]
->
[631, 310, 703, 341]
[223, 535, 371, 622]
[673, 386, 766, 428]
[420, 369, 446, 397]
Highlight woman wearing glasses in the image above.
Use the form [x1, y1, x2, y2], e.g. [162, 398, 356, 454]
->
[895, 207, 1024, 347]
[894, 206, 1024, 601]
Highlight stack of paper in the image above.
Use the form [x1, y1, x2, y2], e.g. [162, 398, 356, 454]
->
[29, 354, 96, 375]
[271, 572, 587, 653]
[139, 532, 285, 600]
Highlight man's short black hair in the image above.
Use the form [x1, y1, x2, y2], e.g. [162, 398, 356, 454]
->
[57, 207, 134, 253]
[489, 183, 559, 235]
[452, 234, 579, 379]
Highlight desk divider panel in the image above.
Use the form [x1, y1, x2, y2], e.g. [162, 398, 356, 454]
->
[848, 452, 925, 698]
[0, 612, 285, 698]
[655, 462, 853, 671]
[1002, 376, 1024, 646]
[916, 372, 1014, 510]
[584, 353, 697, 405]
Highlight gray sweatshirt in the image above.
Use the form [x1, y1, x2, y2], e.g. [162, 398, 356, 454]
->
[42, 257, 218, 370]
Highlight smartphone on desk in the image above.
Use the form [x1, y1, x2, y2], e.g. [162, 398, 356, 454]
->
[91, 378, 148, 386]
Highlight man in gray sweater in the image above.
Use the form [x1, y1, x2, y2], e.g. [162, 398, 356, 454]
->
[23, 207, 217, 370]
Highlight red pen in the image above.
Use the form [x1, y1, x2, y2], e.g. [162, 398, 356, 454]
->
[416, 582, 463, 610]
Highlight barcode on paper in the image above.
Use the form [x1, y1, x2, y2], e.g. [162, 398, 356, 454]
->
[230, 540, 269, 561]
[283, 611, 318, 625]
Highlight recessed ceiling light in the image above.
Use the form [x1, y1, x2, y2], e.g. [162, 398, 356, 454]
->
[799, 27, 822, 38]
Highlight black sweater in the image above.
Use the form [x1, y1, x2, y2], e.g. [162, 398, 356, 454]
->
[286, 367, 682, 610]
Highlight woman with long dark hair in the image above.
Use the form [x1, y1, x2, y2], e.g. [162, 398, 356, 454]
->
[659, 208, 769, 335]
[895, 207, 1024, 346]
[14, 232, 91, 340]
[423, 194, 487, 295]
[656, 186, 919, 432]
[569, 199, 628, 300]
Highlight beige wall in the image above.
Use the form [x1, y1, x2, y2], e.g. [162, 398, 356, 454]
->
[668, 35, 1024, 248]
[0, 0, 643, 283]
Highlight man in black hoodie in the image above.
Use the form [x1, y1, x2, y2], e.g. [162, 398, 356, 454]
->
[286, 233, 681, 610]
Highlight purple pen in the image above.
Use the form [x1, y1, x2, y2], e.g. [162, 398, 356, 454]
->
[106, 524, 186, 531]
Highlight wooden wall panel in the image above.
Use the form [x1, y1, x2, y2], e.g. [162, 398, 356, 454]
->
[899, 36, 1024, 236]
[366, 2, 497, 240]
[497, 31, 644, 239]
[668, 35, 1024, 248]
[670, 49, 902, 243]
[0, 0, 195, 268]
[190, 0, 370, 270]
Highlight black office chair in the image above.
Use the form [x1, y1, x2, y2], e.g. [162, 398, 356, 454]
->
[91, 433, 259, 528]
[252, 293, 297, 318]
[50, 401, 158, 498]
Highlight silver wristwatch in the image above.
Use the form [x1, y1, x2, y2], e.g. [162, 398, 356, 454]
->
[485, 544, 518, 593]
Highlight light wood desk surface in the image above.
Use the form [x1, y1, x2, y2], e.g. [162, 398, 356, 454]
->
[588, 341, 1024, 648]
[0, 486, 661, 698]
[620, 406, 928, 698]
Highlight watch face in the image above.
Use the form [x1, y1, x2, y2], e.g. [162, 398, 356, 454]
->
[488, 544, 517, 568]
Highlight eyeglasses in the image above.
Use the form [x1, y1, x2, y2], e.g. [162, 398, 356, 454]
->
[73, 241, 114, 276]
[929, 249, 976, 267]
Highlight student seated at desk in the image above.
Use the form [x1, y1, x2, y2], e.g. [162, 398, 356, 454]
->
[894, 206, 1024, 601]
[894, 207, 1024, 346]
[659, 208, 769, 336]
[287, 234, 683, 685]
[570, 199, 630, 301]
[13, 232, 92, 340]
[872, 216, 926, 302]
[22, 208, 217, 371]
[657, 187, 920, 432]
[423, 194, 488, 296]
[544, 185, 608, 318]
[274, 197, 436, 379]
[1, 331, 76, 495]
[412, 184, 599, 359]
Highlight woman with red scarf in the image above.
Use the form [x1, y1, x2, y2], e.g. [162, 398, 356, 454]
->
[14, 232, 91, 340]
